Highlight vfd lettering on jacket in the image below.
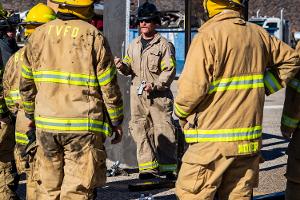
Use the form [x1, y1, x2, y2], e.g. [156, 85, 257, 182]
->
[47, 25, 79, 38]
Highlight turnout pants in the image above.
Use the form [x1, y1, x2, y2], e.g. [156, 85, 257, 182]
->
[0, 120, 18, 200]
[35, 131, 107, 200]
[176, 143, 260, 200]
[286, 130, 300, 200]
[129, 88, 177, 174]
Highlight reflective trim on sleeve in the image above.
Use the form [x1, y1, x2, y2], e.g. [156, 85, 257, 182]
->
[238, 142, 259, 154]
[33, 71, 99, 87]
[15, 132, 29, 145]
[159, 163, 177, 172]
[264, 71, 283, 94]
[123, 56, 132, 64]
[288, 78, 300, 93]
[22, 101, 35, 113]
[21, 64, 33, 79]
[209, 74, 264, 94]
[138, 160, 159, 171]
[161, 58, 176, 71]
[281, 114, 300, 128]
[35, 116, 112, 136]
[5, 90, 21, 106]
[184, 126, 262, 143]
[174, 103, 189, 118]
[98, 66, 117, 86]
[108, 105, 124, 120]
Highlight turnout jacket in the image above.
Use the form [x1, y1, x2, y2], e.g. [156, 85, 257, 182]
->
[120, 33, 176, 91]
[175, 11, 300, 157]
[19, 19, 123, 136]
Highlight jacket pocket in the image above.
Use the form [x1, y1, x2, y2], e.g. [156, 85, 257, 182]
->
[148, 50, 161, 73]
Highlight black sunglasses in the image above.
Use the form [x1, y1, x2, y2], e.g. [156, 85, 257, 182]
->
[138, 19, 153, 23]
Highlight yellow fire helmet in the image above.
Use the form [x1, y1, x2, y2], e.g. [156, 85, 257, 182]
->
[203, 0, 244, 19]
[50, 0, 94, 7]
[23, 3, 56, 36]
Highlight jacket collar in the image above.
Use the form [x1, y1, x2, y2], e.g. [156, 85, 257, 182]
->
[136, 32, 161, 45]
[199, 10, 244, 31]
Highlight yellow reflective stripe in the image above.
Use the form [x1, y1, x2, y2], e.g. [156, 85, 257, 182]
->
[21, 64, 33, 79]
[159, 164, 177, 172]
[35, 116, 112, 136]
[123, 56, 132, 64]
[138, 160, 159, 171]
[264, 71, 282, 94]
[174, 103, 189, 118]
[184, 126, 262, 143]
[98, 66, 117, 86]
[108, 105, 123, 120]
[161, 58, 176, 71]
[209, 74, 264, 94]
[22, 101, 34, 112]
[33, 71, 99, 87]
[288, 78, 300, 93]
[281, 114, 300, 128]
[15, 132, 29, 145]
[238, 142, 259, 154]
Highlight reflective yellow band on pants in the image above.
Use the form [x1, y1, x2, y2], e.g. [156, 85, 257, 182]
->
[139, 160, 159, 171]
[288, 78, 300, 93]
[174, 103, 189, 118]
[21, 64, 34, 79]
[281, 114, 300, 128]
[159, 164, 177, 172]
[184, 126, 262, 143]
[22, 101, 34, 113]
[35, 116, 112, 136]
[97, 66, 117, 86]
[33, 70, 99, 87]
[264, 71, 282, 94]
[209, 74, 264, 94]
[108, 105, 124, 120]
[15, 132, 29, 145]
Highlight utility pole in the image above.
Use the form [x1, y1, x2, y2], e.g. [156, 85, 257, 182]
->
[184, 0, 191, 58]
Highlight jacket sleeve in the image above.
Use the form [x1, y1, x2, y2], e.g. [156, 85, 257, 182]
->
[119, 44, 134, 76]
[281, 71, 300, 133]
[264, 36, 300, 95]
[3, 54, 19, 115]
[153, 42, 176, 91]
[19, 43, 37, 119]
[95, 34, 124, 126]
[174, 33, 214, 119]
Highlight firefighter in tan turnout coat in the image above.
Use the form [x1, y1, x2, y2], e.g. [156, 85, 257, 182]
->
[115, 2, 177, 179]
[2, 4, 56, 200]
[174, 0, 300, 199]
[281, 42, 300, 200]
[19, 0, 124, 199]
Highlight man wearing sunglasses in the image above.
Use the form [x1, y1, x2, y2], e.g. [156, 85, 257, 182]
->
[115, 1, 177, 180]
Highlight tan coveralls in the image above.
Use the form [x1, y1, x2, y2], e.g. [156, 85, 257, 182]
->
[281, 42, 300, 200]
[19, 19, 124, 200]
[3, 48, 39, 200]
[120, 33, 177, 174]
[0, 49, 18, 200]
[174, 11, 300, 200]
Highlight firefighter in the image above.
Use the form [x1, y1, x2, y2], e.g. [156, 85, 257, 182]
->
[114, 1, 177, 180]
[174, 0, 300, 199]
[0, 3, 20, 200]
[281, 44, 300, 200]
[19, 0, 124, 199]
[2, 3, 56, 200]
